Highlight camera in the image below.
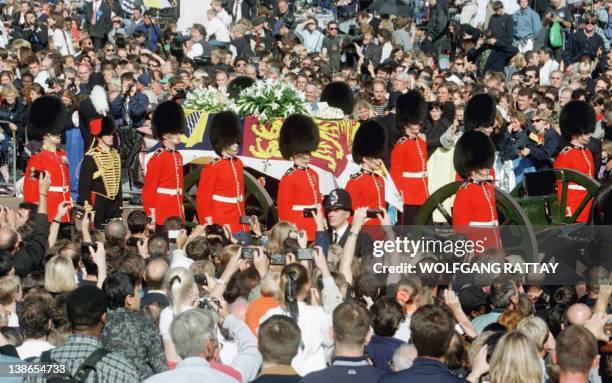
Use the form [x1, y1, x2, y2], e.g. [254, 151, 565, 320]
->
[197, 297, 219, 311]
[240, 246, 260, 259]
[29, 168, 42, 179]
[80, 241, 98, 254]
[366, 209, 384, 219]
[270, 253, 286, 265]
[169, 33, 191, 58]
[70, 204, 86, 221]
[126, 237, 143, 247]
[297, 248, 316, 261]
[205, 224, 224, 237]
[303, 208, 316, 218]
[239, 215, 253, 225]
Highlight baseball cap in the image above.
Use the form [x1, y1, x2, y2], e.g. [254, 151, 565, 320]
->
[458, 285, 488, 309]
[137, 73, 151, 87]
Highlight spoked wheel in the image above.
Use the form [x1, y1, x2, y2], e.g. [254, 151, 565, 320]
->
[511, 169, 600, 224]
[183, 165, 275, 227]
[415, 182, 539, 262]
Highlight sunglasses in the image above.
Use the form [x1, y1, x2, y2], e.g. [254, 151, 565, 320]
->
[329, 27, 338, 30]
[105, 49, 115, 52]
[585, 20, 596, 25]
[532, 119, 542, 123]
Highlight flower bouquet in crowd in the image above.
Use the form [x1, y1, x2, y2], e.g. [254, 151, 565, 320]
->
[235, 79, 306, 124]
[307, 102, 346, 120]
[183, 86, 235, 113]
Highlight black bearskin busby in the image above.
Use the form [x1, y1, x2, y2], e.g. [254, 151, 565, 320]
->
[320, 81, 355, 116]
[152, 101, 186, 140]
[210, 111, 242, 155]
[227, 76, 255, 100]
[352, 120, 388, 163]
[279, 114, 320, 160]
[559, 100, 596, 141]
[395, 90, 427, 130]
[89, 115, 116, 137]
[454, 130, 495, 179]
[464, 93, 496, 131]
[28, 96, 67, 139]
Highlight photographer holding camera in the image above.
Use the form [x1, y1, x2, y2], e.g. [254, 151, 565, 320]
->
[20, 10, 48, 52]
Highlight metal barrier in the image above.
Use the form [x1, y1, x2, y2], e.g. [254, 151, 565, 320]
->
[0, 120, 17, 197]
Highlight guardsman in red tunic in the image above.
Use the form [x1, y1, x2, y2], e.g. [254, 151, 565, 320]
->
[346, 120, 388, 226]
[453, 131, 502, 250]
[554, 100, 597, 223]
[277, 114, 322, 241]
[390, 91, 429, 225]
[23, 96, 71, 223]
[455, 93, 498, 182]
[196, 111, 248, 232]
[143, 101, 186, 226]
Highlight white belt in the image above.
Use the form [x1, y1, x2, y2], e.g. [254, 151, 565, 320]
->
[212, 194, 238, 203]
[469, 220, 499, 228]
[568, 184, 586, 191]
[402, 171, 427, 178]
[292, 204, 316, 211]
[48, 186, 69, 192]
[157, 187, 182, 196]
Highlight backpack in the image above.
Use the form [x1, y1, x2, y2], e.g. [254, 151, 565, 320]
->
[549, 20, 563, 48]
[40, 348, 110, 383]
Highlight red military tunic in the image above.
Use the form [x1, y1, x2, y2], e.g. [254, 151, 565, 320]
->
[277, 165, 322, 241]
[143, 147, 185, 225]
[196, 156, 248, 233]
[23, 148, 71, 222]
[453, 181, 502, 250]
[390, 136, 428, 206]
[345, 169, 385, 225]
[554, 145, 594, 223]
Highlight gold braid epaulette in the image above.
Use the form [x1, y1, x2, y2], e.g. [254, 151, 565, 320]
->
[89, 148, 121, 199]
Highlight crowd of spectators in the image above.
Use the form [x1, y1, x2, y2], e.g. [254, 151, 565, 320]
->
[0, 0, 610, 382]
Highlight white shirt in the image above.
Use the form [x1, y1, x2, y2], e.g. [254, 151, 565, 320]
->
[205, 17, 230, 43]
[159, 305, 193, 340]
[144, 357, 238, 383]
[34, 71, 50, 92]
[260, 302, 332, 376]
[332, 222, 349, 244]
[394, 314, 412, 342]
[539, 59, 559, 85]
[218, 9, 232, 27]
[52, 28, 74, 56]
[17, 340, 54, 360]
[186, 42, 204, 59]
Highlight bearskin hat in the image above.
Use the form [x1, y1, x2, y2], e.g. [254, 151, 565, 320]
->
[28, 96, 67, 139]
[320, 81, 355, 115]
[396, 90, 427, 130]
[464, 93, 496, 131]
[89, 115, 116, 137]
[279, 114, 320, 160]
[352, 120, 388, 163]
[227, 76, 255, 100]
[152, 101, 186, 140]
[210, 111, 242, 156]
[559, 100, 596, 141]
[454, 131, 495, 179]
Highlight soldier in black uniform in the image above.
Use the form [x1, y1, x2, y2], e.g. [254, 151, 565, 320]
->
[78, 115, 122, 229]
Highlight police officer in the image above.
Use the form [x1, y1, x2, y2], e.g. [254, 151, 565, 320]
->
[23, 96, 71, 223]
[196, 111, 248, 232]
[277, 114, 322, 241]
[346, 120, 388, 226]
[142, 101, 186, 226]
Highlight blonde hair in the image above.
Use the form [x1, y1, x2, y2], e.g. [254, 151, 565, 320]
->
[1, 85, 19, 98]
[163, 267, 196, 315]
[267, 221, 295, 254]
[516, 316, 549, 352]
[44, 256, 78, 293]
[260, 271, 281, 299]
[352, 99, 373, 120]
[0, 275, 21, 305]
[489, 331, 543, 383]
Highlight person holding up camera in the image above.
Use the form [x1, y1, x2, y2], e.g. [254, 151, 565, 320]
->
[277, 114, 323, 241]
[78, 115, 122, 230]
[196, 111, 248, 233]
[23, 96, 71, 224]
[20, 10, 48, 52]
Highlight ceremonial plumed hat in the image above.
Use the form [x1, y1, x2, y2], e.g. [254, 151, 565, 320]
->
[279, 114, 320, 160]
[227, 76, 255, 100]
[210, 111, 242, 156]
[454, 130, 495, 179]
[352, 119, 388, 163]
[464, 93, 496, 131]
[152, 101, 186, 140]
[395, 90, 427, 130]
[28, 96, 67, 139]
[320, 81, 355, 115]
[89, 115, 116, 137]
[559, 100, 596, 141]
